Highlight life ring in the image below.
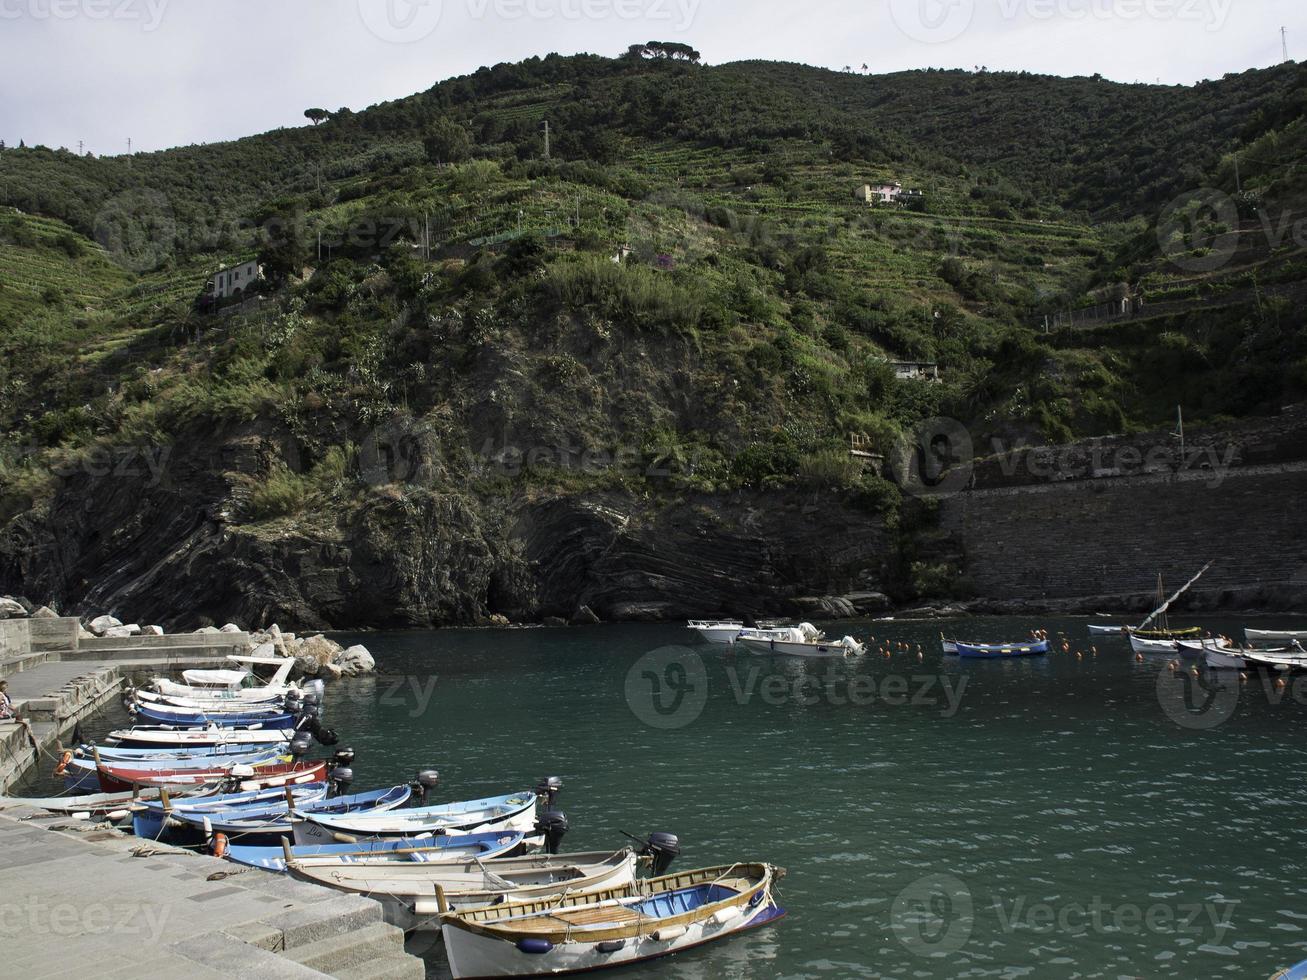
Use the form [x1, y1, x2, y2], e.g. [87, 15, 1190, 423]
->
[211, 833, 229, 858]
[53, 750, 73, 778]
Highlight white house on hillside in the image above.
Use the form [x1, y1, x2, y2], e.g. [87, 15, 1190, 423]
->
[206, 259, 262, 302]
[856, 182, 924, 207]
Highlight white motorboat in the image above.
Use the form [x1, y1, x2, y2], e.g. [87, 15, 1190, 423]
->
[687, 621, 744, 645]
[155, 656, 306, 702]
[737, 625, 864, 659]
[1245, 628, 1307, 644]
[1088, 624, 1128, 635]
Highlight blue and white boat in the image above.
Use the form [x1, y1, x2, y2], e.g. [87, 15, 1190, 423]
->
[77, 741, 272, 763]
[106, 724, 297, 749]
[169, 785, 413, 845]
[132, 782, 330, 839]
[954, 639, 1049, 659]
[226, 831, 528, 872]
[131, 704, 300, 729]
[291, 791, 541, 846]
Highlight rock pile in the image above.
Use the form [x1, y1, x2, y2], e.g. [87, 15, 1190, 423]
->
[244, 623, 376, 681]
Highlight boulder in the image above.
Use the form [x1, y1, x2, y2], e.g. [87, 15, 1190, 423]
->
[32, 606, 59, 619]
[334, 645, 376, 677]
[89, 615, 123, 636]
[0, 597, 28, 619]
[542, 616, 568, 628]
[220, 623, 242, 634]
[318, 662, 344, 682]
[141, 625, 165, 636]
[570, 605, 601, 626]
[298, 635, 344, 669]
[251, 641, 277, 659]
[194, 626, 221, 635]
[487, 614, 511, 628]
[104, 624, 142, 638]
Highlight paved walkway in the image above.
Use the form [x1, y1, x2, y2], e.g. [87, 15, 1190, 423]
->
[0, 806, 422, 978]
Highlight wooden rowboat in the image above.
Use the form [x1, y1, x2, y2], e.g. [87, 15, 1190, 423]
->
[289, 849, 641, 929]
[225, 831, 528, 872]
[954, 640, 1049, 659]
[105, 725, 296, 749]
[291, 790, 541, 846]
[440, 862, 786, 978]
[1245, 628, 1307, 644]
[99, 758, 327, 793]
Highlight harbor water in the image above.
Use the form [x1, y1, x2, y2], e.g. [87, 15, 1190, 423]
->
[34, 616, 1307, 978]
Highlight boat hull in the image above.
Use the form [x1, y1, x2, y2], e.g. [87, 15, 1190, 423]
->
[687, 622, 743, 645]
[736, 637, 857, 659]
[955, 640, 1049, 659]
[440, 864, 785, 979]
[291, 792, 539, 846]
[226, 832, 527, 872]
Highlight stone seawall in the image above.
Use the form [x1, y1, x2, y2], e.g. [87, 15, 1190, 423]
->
[938, 462, 1307, 607]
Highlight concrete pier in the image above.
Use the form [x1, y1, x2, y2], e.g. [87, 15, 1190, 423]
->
[0, 805, 423, 978]
[0, 618, 253, 793]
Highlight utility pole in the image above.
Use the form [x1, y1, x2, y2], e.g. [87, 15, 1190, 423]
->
[127, 137, 132, 155]
[1234, 157, 1242, 194]
[542, 120, 550, 161]
[78, 140, 83, 155]
[1283, 27, 1290, 65]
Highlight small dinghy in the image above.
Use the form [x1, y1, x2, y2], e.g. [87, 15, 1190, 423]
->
[291, 790, 543, 846]
[1175, 638, 1234, 658]
[1129, 634, 1180, 655]
[171, 784, 412, 846]
[132, 782, 330, 839]
[225, 831, 527, 872]
[98, 758, 327, 793]
[1087, 624, 1128, 636]
[131, 703, 300, 728]
[61, 747, 286, 792]
[954, 640, 1049, 659]
[291, 849, 643, 928]
[105, 724, 297, 749]
[0, 786, 191, 821]
[439, 862, 786, 978]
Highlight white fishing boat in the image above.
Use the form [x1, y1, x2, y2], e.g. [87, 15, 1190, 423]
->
[1130, 634, 1179, 655]
[1245, 628, 1307, 644]
[1173, 638, 1231, 657]
[105, 724, 296, 749]
[155, 656, 305, 701]
[1087, 624, 1128, 636]
[439, 862, 786, 978]
[687, 621, 744, 645]
[291, 790, 543, 846]
[1240, 650, 1307, 673]
[289, 849, 642, 929]
[736, 625, 863, 659]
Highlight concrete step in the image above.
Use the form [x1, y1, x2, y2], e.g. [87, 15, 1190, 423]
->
[330, 951, 428, 980]
[0, 650, 56, 679]
[61, 646, 240, 663]
[284, 921, 413, 974]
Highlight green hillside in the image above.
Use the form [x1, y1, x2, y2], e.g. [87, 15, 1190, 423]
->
[1, 51, 1305, 534]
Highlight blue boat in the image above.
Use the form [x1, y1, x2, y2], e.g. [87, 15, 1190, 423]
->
[225, 830, 528, 872]
[164, 785, 414, 846]
[132, 704, 300, 729]
[955, 639, 1050, 659]
[132, 782, 330, 840]
[1273, 959, 1307, 980]
[80, 742, 275, 762]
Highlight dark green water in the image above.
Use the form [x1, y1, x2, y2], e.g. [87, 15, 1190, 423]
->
[41, 616, 1307, 978]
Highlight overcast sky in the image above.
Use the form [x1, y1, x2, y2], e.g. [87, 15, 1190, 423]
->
[0, 0, 1301, 154]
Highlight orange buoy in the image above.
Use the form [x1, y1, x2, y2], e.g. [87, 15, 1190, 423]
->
[212, 833, 229, 858]
[52, 750, 73, 778]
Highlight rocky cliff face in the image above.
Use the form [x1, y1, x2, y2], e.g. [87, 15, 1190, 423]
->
[0, 424, 894, 630]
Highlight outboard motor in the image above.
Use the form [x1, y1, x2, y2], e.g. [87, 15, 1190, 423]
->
[535, 776, 563, 809]
[410, 770, 440, 806]
[331, 748, 356, 769]
[639, 833, 681, 876]
[536, 809, 569, 855]
[289, 734, 313, 758]
[329, 767, 354, 796]
[283, 692, 303, 713]
[305, 679, 327, 702]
